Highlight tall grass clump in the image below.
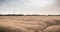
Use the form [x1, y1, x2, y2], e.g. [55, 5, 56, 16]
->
[0, 26, 22, 32]
[43, 25, 60, 32]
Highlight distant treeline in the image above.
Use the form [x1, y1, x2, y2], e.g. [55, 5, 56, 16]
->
[0, 14, 60, 16]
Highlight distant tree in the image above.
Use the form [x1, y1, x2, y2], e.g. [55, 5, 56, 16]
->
[0, 14, 2, 16]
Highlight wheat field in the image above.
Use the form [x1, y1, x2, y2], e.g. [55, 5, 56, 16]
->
[0, 16, 60, 32]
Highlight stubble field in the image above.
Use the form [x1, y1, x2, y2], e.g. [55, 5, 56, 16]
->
[0, 16, 60, 32]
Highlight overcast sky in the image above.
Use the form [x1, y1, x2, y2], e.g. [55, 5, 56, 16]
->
[0, 0, 60, 15]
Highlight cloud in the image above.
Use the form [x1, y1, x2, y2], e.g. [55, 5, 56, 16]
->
[0, 0, 60, 15]
[0, 0, 30, 6]
[56, 0, 60, 6]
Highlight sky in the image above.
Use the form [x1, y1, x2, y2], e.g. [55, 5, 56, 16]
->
[0, 0, 60, 15]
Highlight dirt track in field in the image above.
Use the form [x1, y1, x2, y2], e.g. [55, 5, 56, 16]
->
[0, 16, 60, 32]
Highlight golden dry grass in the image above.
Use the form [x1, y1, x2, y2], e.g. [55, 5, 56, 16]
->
[0, 16, 60, 32]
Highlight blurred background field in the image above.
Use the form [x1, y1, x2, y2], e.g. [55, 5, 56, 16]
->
[0, 16, 60, 32]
